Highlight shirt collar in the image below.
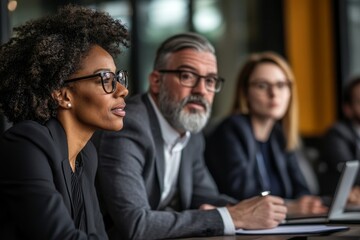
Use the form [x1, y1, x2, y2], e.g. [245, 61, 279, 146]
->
[147, 93, 190, 152]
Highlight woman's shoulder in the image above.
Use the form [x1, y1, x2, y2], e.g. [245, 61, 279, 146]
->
[208, 114, 252, 139]
[218, 114, 250, 129]
[3, 120, 49, 140]
[328, 120, 354, 138]
[0, 120, 63, 174]
[1, 119, 65, 155]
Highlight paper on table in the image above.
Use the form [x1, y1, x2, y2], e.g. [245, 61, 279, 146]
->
[236, 225, 349, 235]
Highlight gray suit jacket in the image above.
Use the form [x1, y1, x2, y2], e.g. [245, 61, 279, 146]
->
[92, 94, 237, 240]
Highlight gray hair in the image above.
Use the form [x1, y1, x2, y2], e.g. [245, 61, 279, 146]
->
[153, 32, 215, 69]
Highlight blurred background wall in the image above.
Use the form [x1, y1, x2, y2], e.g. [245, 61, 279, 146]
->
[1, 0, 359, 142]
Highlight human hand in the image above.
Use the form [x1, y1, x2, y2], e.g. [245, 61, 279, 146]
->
[286, 195, 328, 215]
[226, 195, 287, 229]
[348, 186, 360, 204]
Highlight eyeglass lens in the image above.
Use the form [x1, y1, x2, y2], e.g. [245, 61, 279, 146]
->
[101, 71, 128, 93]
[250, 81, 290, 92]
[179, 71, 221, 92]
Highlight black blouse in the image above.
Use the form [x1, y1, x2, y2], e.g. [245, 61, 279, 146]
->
[71, 155, 87, 232]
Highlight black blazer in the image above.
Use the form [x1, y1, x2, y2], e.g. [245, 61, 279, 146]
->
[319, 120, 360, 195]
[205, 114, 310, 200]
[0, 118, 107, 239]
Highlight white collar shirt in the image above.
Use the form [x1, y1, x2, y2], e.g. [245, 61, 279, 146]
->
[148, 93, 190, 202]
[147, 93, 235, 235]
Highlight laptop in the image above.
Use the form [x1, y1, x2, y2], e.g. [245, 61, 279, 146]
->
[284, 160, 360, 224]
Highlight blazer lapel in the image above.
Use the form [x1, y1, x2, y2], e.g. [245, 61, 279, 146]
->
[62, 160, 74, 216]
[244, 117, 263, 190]
[178, 145, 192, 209]
[81, 157, 94, 233]
[46, 118, 74, 215]
[143, 95, 165, 197]
[270, 137, 292, 197]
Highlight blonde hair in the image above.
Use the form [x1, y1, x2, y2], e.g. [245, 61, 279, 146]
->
[231, 51, 299, 150]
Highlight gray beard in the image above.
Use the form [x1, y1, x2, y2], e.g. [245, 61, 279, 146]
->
[158, 84, 211, 133]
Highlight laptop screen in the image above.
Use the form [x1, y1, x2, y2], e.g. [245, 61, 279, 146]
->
[284, 160, 360, 224]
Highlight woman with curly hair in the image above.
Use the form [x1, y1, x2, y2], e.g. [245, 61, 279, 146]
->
[0, 4, 129, 239]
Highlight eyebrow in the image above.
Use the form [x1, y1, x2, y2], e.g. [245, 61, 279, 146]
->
[250, 78, 288, 82]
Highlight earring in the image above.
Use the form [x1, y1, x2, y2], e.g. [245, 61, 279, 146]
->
[67, 103, 72, 108]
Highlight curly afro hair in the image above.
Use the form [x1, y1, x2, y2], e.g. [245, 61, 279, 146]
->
[0, 4, 129, 124]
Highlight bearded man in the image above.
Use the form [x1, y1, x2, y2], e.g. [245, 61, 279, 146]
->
[92, 32, 286, 240]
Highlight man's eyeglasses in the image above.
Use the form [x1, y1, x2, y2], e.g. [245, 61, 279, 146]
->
[158, 69, 224, 93]
[64, 70, 128, 94]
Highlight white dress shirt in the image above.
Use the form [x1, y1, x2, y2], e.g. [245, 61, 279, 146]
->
[148, 94, 235, 235]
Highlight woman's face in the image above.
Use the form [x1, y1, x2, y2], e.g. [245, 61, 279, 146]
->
[66, 45, 128, 132]
[247, 62, 291, 121]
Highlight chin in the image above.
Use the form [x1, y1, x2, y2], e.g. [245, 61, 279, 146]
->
[271, 114, 285, 120]
[105, 121, 124, 132]
[114, 123, 124, 131]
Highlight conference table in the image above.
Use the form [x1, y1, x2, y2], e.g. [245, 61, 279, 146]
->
[176, 224, 360, 239]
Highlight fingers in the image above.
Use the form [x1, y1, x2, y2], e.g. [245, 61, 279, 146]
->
[348, 186, 360, 204]
[264, 195, 286, 205]
[227, 195, 287, 230]
[258, 196, 287, 213]
[306, 204, 328, 214]
[274, 211, 286, 222]
[298, 195, 322, 205]
[287, 195, 328, 215]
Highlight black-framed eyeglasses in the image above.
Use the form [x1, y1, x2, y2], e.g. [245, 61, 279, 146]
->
[64, 70, 128, 94]
[158, 69, 225, 93]
[249, 80, 291, 92]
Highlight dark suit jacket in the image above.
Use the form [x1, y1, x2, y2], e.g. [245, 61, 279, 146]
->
[0, 118, 107, 240]
[205, 114, 310, 200]
[92, 94, 237, 240]
[319, 120, 360, 195]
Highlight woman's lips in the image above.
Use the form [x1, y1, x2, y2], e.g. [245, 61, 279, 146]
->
[111, 104, 126, 117]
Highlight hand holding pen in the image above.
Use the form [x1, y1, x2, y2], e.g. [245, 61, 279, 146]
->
[226, 191, 287, 230]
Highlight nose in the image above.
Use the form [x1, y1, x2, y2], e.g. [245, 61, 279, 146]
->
[191, 77, 208, 95]
[267, 85, 277, 98]
[114, 82, 128, 98]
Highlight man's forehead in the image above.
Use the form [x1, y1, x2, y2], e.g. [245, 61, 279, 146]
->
[167, 49, 217, 71]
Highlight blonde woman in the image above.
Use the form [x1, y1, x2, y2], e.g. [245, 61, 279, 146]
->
[205, 51, 327, 215]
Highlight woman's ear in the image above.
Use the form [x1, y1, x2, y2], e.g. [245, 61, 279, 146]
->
[51, 88, 72, 109]
[149, 70, 161, 94]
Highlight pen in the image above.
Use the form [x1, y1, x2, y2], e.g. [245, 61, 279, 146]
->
[260, 191, 270, 197]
